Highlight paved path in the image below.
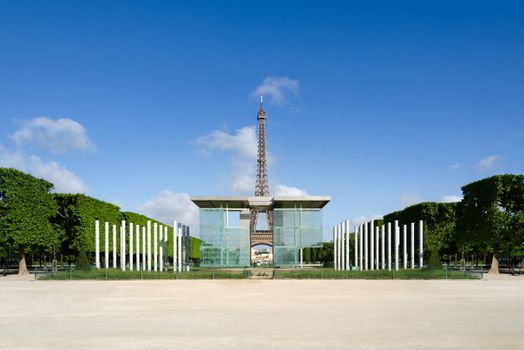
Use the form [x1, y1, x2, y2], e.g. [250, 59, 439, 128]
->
[1, 279, 523, 349]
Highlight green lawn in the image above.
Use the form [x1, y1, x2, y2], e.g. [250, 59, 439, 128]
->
[39, 269, 249, 280]
[38, 267, 480, 280]
[273, 268, 480, 279]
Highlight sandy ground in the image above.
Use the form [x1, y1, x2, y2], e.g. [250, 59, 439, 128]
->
[0, 278, 523, 349]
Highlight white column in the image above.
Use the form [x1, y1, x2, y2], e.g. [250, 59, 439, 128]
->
[364, 222, 368, 270]
[419, 220, 424, 269]
[142, 226, 146, 271]
[129, 222, 134, 271]
[112, 225, 117, 268]
[387, 222, 391, 271]
[147, 220, 151, 271]
[370, 221, 374, 271]
[333, 226, 337, 270]
[104, 222, 109, 269]
[153, 223, 158, 271]
[184, 225, 190, 271]
[121, 220, 126, 271]
[177, 224, 182, 272]
[375, 226, 379, 270]
[173, 221, 178, 272]
[381, 225, 385, 270]
[410, 222, 415, 269]
[339, 224, 344, 271]
[394, 220, 399, 271]
[354, 226, 358, 271]
[345, 220, 350, 271]
[403, 224, 407, 269]
[336, 225, 340, 270]
[136, 225, 140, 271]
[164, 226, 168, 271]
[95, 220, 100, 269]
[300, 248, 303, 268]
[359, 224, 363, 270]
[159, 224, 163, 272]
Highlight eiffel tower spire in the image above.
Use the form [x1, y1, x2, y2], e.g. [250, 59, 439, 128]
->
[255, 96, 269, 197]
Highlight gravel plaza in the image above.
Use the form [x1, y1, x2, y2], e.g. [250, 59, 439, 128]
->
[1, 277, 523, 349]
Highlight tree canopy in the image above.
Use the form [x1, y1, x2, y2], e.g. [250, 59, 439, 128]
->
[456, 174, 524, 272]
[0, 168, 58, 273]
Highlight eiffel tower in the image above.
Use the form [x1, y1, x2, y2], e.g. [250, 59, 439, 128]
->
[249, 97, 273, 242]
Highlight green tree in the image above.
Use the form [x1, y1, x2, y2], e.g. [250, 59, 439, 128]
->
[383, 202, 457, 266]
[0, 168, 58, 275]
[456, 174, 524, 274]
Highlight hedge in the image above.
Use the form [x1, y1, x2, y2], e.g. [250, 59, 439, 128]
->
[52, 194, 121, 254]
[383, 202, 457, 264]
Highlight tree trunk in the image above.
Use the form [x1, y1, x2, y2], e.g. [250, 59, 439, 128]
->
[488, 250, 500, 274]
[18, 245, 30, 275]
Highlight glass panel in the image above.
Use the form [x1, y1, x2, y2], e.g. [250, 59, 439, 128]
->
[199, 208, 249, 268]
[273, 208, 323, 266]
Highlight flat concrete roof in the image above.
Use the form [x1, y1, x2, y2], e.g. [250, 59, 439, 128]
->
[191, 196, 331, 209]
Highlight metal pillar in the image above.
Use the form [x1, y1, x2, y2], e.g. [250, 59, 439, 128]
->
[112, 225, 117, 268]
[359, 224, 363, 270]
[403, 224, 407, 269]
[339, 224, 343, 271]
[142, 226, 146, 271]
[121, 220, 126, 271]
[375, 226, 379, 270]
[164, 226, 168, 271]
[153, 223, 158, 272]
[381, 225, 385, 270]
[136, 224, 140, 271]
[410, 222, 415, 269]
[387, 222, 391, 271]
[147, 220, 151, 271]
[173, 221, 178, 272]
[159, 224, 163, 272]
[419, 220, 424, 268]
[364, 222, 368, 270]
[394, 220, 399, 271]
[333, 225, 338, 270]
[354, 226, 359, 271]
[104, 221, 109, 269]
[370, 220, 374, 271]
[95, 220, 100, 269]
[344, 220, 351, 271]
[177, 224, 182, 272]
[129, 223, 134, 271]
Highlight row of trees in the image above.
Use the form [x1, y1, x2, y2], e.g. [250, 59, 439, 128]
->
[304, 174, 523, 274]
[385, 174, 524, 273]
[0, 168, 200, 274]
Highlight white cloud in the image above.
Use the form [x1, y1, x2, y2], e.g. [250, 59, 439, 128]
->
[441, 194, 462, 203]
[273, 184, 308, 196]
[195, 125, 307, 195]
[477, 155, 500, 172]
[0, 145, 86, 193]
[195, 126, 257, 193]
[139, 190, 199, 235]
[195, 126, 257, 160]
[450, 163, 461, 172]
[10, 116, 94, 154]
[251, 76, 299, 105]
[400, 193, 424, 207]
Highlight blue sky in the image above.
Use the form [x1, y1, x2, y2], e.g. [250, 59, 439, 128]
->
[0, 1, 523, 239]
